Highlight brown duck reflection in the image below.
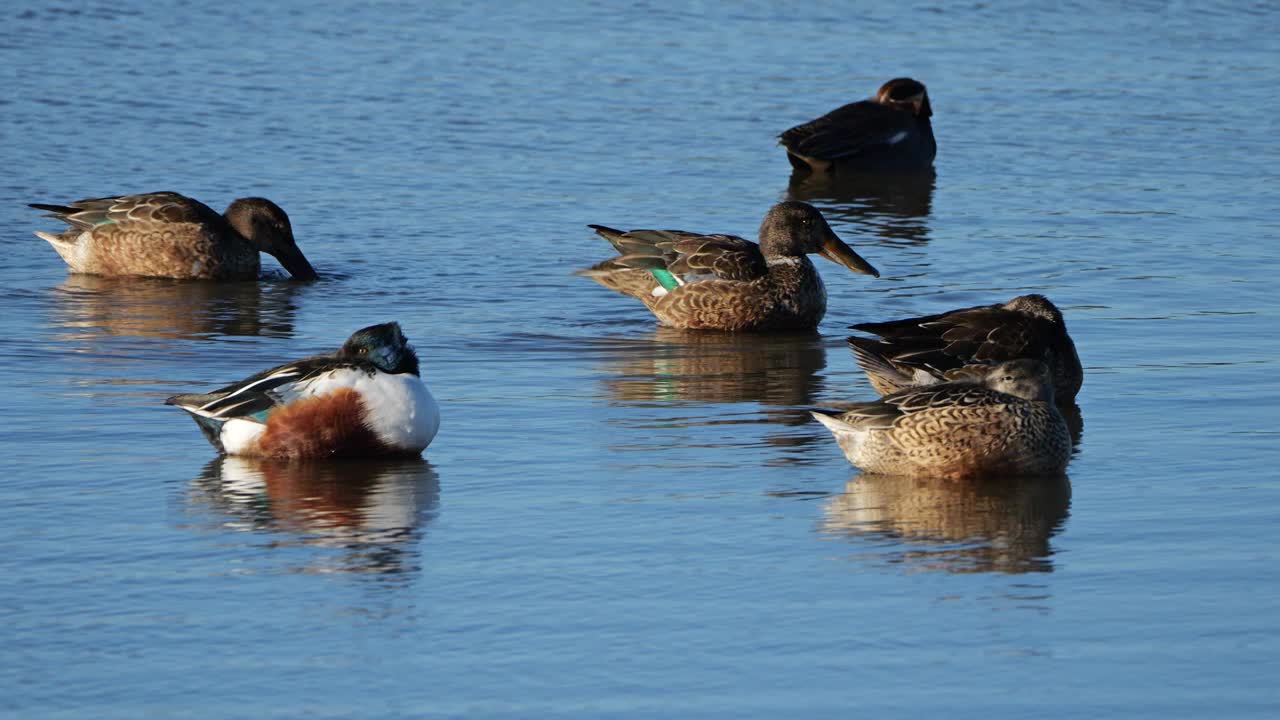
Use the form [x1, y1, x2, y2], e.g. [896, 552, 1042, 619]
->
[185, 456, 440, 575]
[50, 274, 301, 341]
[786, 169, 935, 245]
[596, 328, 831, 459]
[821, 473, 1071, 574]
[600, 327, 827, 407]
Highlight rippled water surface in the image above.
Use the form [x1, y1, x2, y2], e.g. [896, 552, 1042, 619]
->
[3, 1, 1278, 717]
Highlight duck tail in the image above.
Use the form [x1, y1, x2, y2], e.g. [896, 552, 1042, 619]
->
[847, 336, 913, 395]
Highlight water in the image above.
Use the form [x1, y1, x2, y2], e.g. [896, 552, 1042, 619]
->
[2, 1, 1278, 717]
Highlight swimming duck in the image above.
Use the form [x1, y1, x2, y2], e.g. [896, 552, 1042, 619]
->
[847, 294, 1082, 401]
[812, 359, 1072, 479]
[780, 78, 935, 174]
[578, 201, 879, 331]
[29, 191, 318, 280]
[166, 322, 439, 459]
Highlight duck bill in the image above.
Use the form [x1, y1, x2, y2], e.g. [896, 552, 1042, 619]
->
[818, 229, 879, 277]
[272, 244, 319, 281]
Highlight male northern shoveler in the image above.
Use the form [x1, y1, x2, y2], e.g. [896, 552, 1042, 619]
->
[577, 201, 880, 332]
[846, 294, 1083, 402]
[780, 78, 936, 174]
[29, 191, 318, 280]
[811, 359, 1072, 479]
[166, 322, 440, 459]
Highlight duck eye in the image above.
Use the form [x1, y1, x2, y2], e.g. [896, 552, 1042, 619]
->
[359, 347, 368, 354]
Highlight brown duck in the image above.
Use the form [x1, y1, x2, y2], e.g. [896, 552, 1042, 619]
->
[578, 201, 879, 332]
[780, 77, 936, 174]
[30, 191, 317, 280]
[847, 294, 1083, 402]
[812, 359, 1072, 479]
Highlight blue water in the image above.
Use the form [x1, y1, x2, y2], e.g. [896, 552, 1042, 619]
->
[2, 1, 1279, 717]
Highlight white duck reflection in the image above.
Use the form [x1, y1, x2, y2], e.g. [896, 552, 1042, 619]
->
[821, 473, 1071, 574]
[185, 456, 439, 575]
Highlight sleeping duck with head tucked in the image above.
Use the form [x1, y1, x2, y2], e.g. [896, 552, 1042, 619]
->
[166, 322, 439, 460]
[578, 201, 880, 332]
[812, 359, 1072, 479]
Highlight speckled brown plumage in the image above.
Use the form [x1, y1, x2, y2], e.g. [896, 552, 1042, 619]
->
[780, 78, 936, 174]
[847, 294, 1083, 401]
[578, 202, 879, 332]
[812, 359, 1072, 479]
[30, 191, 317, 280]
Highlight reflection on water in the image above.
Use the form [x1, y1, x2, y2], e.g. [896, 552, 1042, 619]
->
[49, 275, 302, 341]
[1062, 402, 1085, 451]
[821, 473, 1071, 574]
[786, 169, 935, 245]
[183, 456, 440, 576]
[598, 327, 828, 408]
[594, 328, 832, 461]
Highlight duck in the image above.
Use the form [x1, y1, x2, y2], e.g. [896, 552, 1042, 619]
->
[846, 294, 1083, 402]
[811, 359, 1072, 479]
[578, 201, 879, 332]
[166, 322, 440, 460]
[29, 191, 318, 280]
[780, 77, 935, 174]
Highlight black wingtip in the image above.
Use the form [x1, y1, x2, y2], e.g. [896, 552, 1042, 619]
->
[29, 202, 71, 214]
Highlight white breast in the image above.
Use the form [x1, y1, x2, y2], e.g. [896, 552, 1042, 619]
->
[303, 369, 441, 453]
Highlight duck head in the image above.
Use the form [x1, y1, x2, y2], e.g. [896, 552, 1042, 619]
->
[225, 197, 319, 281]
[876, 77, 932, 119]
[758, 201, 879, 277]
[340, 322, 420, 375]
[985, 359, 1055, 403]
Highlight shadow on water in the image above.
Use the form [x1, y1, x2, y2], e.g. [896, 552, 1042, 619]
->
[48, 275, 303, 341]
[785, 168, 936, 246]
[182, 456, 440, 577]
[820, 472, 1072, 574]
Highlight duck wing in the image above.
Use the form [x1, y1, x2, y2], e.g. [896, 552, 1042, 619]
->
[780, 100, 917, 162]
[835, 382, 1011, 430]
[851, 302, 1049, 374]
[589, 227, 769, 283]
[30, 192, 217, 230]
[165, 355, 372, 422]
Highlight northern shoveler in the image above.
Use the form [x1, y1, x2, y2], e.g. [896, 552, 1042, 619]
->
[811, 359, 1072, 479]
[780, 78, 936, 174]
[578, 201, 880, 332]
[29, 191, 318, 280]
[166, 322, 440, 459]
[847, 294, 1083, 401]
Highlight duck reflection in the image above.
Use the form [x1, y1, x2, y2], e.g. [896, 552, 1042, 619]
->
[185, 456, 440, 576]
[786, 169, 935, 245]
[50, 274, 301, 341]
[599, 327, 827, 408]
[595, 328, 831, 460]
[821, 473, 1071, 574]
